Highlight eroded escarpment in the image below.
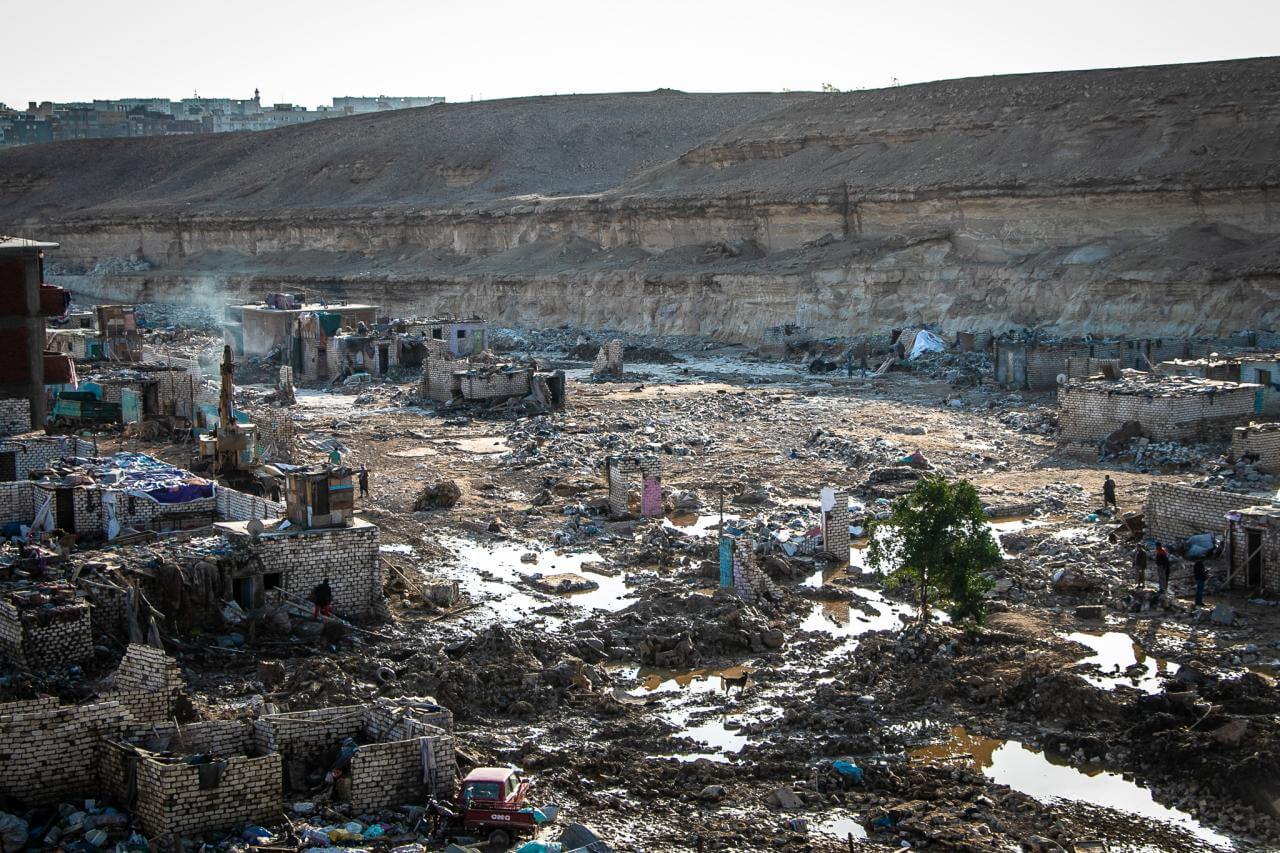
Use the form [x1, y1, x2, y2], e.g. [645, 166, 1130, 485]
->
[6, 58, 1280, 338]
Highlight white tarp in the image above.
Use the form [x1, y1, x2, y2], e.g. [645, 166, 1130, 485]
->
[908, 330, 946, 359]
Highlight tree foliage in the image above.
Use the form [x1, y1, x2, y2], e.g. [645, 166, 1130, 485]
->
[865, 475, 1000, 623]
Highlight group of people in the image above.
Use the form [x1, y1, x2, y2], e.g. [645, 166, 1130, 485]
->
[1133, 541, 1209, 605]
[1111, 475, 1210, 607]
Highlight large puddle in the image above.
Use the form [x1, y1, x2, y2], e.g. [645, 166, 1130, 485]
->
[436, 537, 636, 622]
[1066, 631, 1179, 694]
[912, 726, 1231, 850]
[613, 664, 780, 763]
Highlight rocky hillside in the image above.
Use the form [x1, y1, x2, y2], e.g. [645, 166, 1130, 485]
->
[0, 91, 809, 218]
[4, 59, 1280, 340]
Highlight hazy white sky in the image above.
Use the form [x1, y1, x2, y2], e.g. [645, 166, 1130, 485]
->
[5, 0, 1277, 108]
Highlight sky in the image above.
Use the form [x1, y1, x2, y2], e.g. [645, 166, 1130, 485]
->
[4, 0, 1278, 109]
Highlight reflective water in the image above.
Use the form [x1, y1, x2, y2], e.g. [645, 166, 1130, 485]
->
[439, 537, 636, 621]
[812, 815, 869, 840]
[912, 726, 1231, 849]
[1066, 631, 1179, 694]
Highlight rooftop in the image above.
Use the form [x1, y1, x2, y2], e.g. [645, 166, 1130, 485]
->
[215, 516, 374, 539]
[0, 236, 58, 253]
[1064, 369, 1261, 397]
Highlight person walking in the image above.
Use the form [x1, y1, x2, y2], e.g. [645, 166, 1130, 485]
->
[1193, 559, 1208, 607]
[1154, 542, 1171, 594]
[1103, 475, 1117, 510]
[358, 466, 369, 499]
[311, 578, 333, 620]
[1133, 544, 1148, 587]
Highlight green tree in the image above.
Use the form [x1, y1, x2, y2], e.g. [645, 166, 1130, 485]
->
[866, 475, 1000, 623]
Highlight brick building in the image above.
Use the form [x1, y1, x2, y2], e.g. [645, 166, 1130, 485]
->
[1232, 422, 1280, 473]
[0, 237, 72, 432]
[1144, 482, 1280, 593]
[0, 583, 92, 668]
[1058, 371, 1260, 447]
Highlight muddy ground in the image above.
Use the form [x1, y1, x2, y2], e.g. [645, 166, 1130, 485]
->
[92, 340, 1280, 852]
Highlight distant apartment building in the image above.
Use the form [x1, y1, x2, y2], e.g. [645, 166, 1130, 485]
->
[332, 95, 445, 114]
[1, 91, 444, 147]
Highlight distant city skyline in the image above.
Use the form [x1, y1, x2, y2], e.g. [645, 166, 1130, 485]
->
[6, 0, 1278, 109]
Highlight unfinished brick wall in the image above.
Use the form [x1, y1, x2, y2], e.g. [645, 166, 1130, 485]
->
[1232, 423, 1280, 473]
[421, 340, 460, 402]
[0, 597, 92, 668]
[0, 399, 32, 436]
[0, 697, 130, 804]
[0, 435, 74, 479]
[1144, 483, 1259, 544]
[216, 486, 283, 522]
[592, 339, 624, 377]
[821, 486, 850, 562]
[129, 748, 282, 837]
[606, 456, 662, 518]
[254, 408, 296, 462]
[255, 703, 456, 807]
[82, 579, 130, 641]
[460, 367, 532, 401]
[228, 522, 382, 617]
[110, 643, 186, 729]
[1058, 384, 1258, 444]
[0, 480, 35, 525]
[732, 540, 779, 603]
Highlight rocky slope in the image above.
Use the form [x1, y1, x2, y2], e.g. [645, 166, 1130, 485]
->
[4, 59, 1280, 340]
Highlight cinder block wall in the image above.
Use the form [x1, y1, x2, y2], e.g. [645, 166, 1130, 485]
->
[0, 698, 130, 804]
[461, 369, 531, 401]
[131, 751, 282, 837]
[1232, 424, 1280, 473]
[1144, 483, 1256, 543]
[0, 400, 32, 436]
[1059, 385, 1258, 443]
[242, 525, 381, 616]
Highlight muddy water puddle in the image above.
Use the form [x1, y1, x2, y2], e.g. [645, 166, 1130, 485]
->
[913, 726, 1231, 849]
[612, 663, 779, 763]
[663, 512, 741, 536]
[813, 814, 869, 840]
[1066, 631, 1179, 694]
[437, 537, 637, 622]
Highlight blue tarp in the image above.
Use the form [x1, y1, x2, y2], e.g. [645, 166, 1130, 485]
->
[96, 452, 214, 504]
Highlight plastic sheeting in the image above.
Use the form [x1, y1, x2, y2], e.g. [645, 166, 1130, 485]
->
[908, 330, 946, 359]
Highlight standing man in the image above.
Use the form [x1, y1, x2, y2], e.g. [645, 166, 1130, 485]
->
[1133, 544, 1148, 587]
[358, 466, 369, 499]
[1103, 475, 1117, 511]
[1154, 542, 1171, 594]
[1193, 559, 1208, 607]
[312, 578, 333, 620]
[328, 446, 342, 466]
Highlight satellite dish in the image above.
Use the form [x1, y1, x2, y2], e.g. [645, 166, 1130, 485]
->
[247, 517, 265, 540]
[1056, 373, 1068, 386]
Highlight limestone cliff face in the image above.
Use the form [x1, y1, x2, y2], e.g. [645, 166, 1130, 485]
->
[5, 60, 1280, 340]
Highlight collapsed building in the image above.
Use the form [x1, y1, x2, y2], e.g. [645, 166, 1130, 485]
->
[1057, 370, 1261, 453]
[0, 644, 457, 837]
[223, 293, 378, 359]
[45, 305, 143, 363]
[994, 333, 1280, 392]
[421, 338, 566, 411]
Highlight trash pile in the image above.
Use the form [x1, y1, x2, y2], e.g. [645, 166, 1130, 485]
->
[996, 406, 1057, 435]
[0, 801, 147, 851]
[910, 349, 994, 386]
